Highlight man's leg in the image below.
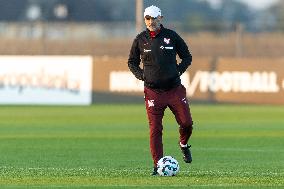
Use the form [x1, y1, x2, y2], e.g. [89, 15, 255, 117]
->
[168, 85, 193, 144]
[144, 87, 167, 167]
[168, 85, 193, 163]
[147, 109, 164, 166]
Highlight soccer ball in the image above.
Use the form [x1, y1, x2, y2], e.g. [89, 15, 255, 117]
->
[157, 156, 180, 176]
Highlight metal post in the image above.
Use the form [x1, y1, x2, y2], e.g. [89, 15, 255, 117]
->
[136, 0, 143, 33]
[235, 22, 244, 57]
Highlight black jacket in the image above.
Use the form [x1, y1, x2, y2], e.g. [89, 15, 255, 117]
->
[128, 25, 192, 91]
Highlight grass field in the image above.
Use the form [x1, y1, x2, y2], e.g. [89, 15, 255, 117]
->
[0, 104, 283, 188]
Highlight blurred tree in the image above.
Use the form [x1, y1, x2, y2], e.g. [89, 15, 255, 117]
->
[0, 0, 28, 20]
[269, 1, 284, 31]
[0, 0, 276, 33]
[144, 0, 222, 32]
[66, 0, 108, 21]
[217, 0, 252, 31]
[61, 0, 136, 21]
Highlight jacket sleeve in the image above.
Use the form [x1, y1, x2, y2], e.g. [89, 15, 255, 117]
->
[175, 33, 192, 75]
[127, 37, 144, 81]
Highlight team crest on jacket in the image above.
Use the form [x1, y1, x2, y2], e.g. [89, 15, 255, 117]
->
[164, 38, 170, 44]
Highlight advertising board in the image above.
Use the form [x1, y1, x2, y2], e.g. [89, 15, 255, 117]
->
[93, 57, 284, 105]
[0, 56, 93, 105]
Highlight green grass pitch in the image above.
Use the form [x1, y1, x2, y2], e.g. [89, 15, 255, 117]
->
[0, 104, 283, 188]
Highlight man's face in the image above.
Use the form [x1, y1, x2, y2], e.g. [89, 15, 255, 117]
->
[144, 15, 162, 31]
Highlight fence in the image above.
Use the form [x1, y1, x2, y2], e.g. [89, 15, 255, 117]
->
[0, 22, 284, 57]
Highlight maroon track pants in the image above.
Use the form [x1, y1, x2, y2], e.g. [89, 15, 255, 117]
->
[144, 84, 193, 166]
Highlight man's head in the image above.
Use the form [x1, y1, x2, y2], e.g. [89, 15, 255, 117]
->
[144, 5, 163, 31]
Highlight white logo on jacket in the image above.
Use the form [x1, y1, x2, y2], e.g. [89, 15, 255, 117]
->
[164, 38, 170, 44]
[160, 46, 173, 50]
[148, 100, 155, 107]
[165, 47, 173, 49]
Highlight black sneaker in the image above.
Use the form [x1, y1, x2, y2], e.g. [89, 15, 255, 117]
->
[180, 144, 192, 163]
[151, 167, 158, 176]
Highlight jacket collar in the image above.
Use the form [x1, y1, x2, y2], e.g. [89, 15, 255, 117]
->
[145, 24, 164, 39]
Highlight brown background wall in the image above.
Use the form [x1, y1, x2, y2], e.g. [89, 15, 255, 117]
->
[216, 58, 284, 104]
[92, 56, 284, 105]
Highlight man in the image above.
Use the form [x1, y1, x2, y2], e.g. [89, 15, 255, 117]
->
[128, 5, 193, 175]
